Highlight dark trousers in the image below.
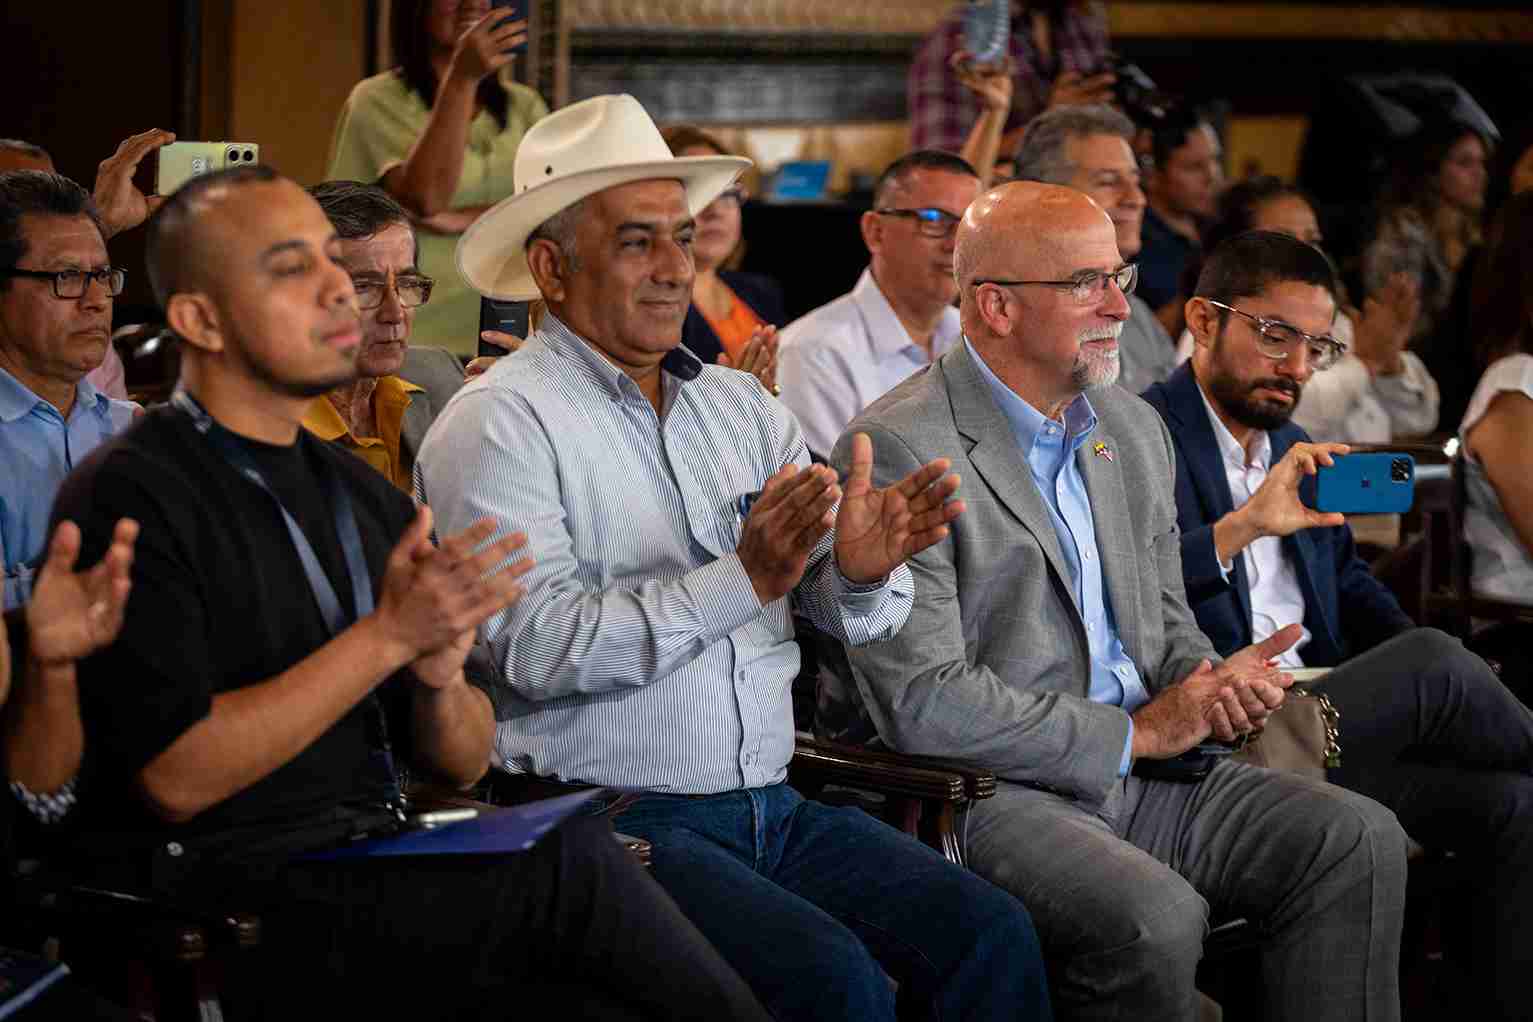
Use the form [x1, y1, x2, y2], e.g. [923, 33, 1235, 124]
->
[613, 782, 1052, 1022]
[206, 813, 769, 1021]
[1324, 627, 1533, 1021]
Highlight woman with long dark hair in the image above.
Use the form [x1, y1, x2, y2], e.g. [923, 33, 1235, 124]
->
[328, 0, 548, 357]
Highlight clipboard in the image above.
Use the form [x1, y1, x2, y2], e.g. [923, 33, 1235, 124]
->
[298, 789, 605, 861]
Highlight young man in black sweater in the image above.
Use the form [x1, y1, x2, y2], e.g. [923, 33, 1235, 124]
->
[47, 165, 768, 1021]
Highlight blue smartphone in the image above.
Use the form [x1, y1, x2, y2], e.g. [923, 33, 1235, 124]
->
[490, 0, 529, 54]
[1312, 453, 1416, 514]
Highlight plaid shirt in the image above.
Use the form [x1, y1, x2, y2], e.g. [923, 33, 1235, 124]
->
[908, 1, 1111, 153]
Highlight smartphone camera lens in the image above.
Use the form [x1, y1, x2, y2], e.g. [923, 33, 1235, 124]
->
[1390, 458, 1412, 483]
[225, 147, 242, 165]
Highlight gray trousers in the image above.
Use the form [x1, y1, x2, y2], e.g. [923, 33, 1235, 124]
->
[1322, 627, 1533, 1021]
[966, 760, 1408, 1022]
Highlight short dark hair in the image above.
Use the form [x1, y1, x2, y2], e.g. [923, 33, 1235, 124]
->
[307, 180, 412, 240]
[872, 150, 978, 208]
[0, 139, 51, 164]
[144, 163, 279, 307]
[0, 171, 104, 291]
[1469, 190, 1533, 368]
[1194, 229, 1340, 309]
[1149, 105, 1212, 173]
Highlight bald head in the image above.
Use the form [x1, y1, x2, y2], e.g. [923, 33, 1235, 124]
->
[145, 164, 281, 307]
[955, 181, 1117, 289]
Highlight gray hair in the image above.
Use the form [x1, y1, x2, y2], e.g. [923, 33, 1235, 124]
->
[0, 139, 51, 164]
[1012, 105, 1137, 186]
[527, 197, 586, 272]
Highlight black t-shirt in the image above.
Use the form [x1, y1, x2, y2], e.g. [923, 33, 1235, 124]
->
[48, 405, 419, 867]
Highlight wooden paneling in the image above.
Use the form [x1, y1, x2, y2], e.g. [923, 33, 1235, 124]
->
[226, 0, 369, 184]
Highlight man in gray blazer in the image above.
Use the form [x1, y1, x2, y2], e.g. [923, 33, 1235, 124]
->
[833, 181, 1408, 1022]
[301, 180, 465, 492]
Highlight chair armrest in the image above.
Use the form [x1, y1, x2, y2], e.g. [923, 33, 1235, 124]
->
[790, 735, 996, 804]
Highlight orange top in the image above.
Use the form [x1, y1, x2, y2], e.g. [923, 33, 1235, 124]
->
[699, 283, 766, 363]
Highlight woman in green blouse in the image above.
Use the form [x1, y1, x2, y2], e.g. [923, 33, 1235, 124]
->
[328, 0, 549, 357]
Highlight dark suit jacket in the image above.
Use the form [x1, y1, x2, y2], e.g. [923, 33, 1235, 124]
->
[1141, 363, 1414, 666]
[681, 271, 786, 365]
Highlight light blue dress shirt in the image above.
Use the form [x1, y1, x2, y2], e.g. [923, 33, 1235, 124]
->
[1, 369, 137, 608]
[966, 338, 1149, 774]
[415, 314, 915, 794]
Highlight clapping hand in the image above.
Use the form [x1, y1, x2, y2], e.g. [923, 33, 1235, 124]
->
[26, 519, 139, 669]
[833, 433, 964, 585]
[719, 325, 779, 395]
[1350, 271, 1420, 377]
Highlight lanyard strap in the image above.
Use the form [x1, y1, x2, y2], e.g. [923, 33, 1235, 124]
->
[172, 390, 404, 814]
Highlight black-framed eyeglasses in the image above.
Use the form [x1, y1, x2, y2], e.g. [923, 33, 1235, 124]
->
[1, 266, 125, 299]
[350, 273, 434, 310]
[1202, 298, 1346, 371]
[875, 207, 963, 239]
[972, 263, 1138, 306]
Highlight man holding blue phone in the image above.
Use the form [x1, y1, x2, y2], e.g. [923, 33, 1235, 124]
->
[1142, 229, 1533, 1018]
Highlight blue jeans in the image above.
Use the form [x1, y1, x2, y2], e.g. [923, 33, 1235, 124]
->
[613, 783, 1051, 1021]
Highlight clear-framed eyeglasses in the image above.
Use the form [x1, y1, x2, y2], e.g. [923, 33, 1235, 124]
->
[1202, 299, 1346, 371]
[0, 266, 126, 299]
[972, 263, 1138, 306]
[350, 273, 434, 310]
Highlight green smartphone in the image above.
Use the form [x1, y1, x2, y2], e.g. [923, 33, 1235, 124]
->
[155, 141, 261, 195]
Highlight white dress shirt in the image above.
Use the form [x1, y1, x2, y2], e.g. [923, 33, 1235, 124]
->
[777, 267, 962, 457]
[1196, 383, 1312, 667]
[414, 315, 914, 794]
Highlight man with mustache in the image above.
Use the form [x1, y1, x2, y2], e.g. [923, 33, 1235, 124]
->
[777, 150, 980, 459]
[1141, 229, 1533, 1020]
[419, 94, 1051, 1020]
[0, 171, 138, 609]
[301, 181, 467, 493]
[836, 184, 1410, 1021]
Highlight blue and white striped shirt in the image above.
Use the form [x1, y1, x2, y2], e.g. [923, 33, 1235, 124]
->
[415, 315, 914, 793]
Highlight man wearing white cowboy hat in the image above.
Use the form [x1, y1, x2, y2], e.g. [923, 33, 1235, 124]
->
[417, 94, 1051, 1021]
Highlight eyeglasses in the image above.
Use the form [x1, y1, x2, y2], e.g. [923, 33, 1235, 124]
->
[875, 207, 963, 239]
[972, 263, 1138, 306]
[1, 266, 125, 299]
[350, 274, 434, 310]
[1202, 299, 1346, 371]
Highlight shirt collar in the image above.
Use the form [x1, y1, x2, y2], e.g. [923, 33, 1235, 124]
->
[1195, 375, 1270, 471]
[964, 335, 1098, 455]
[0, 367, 105, 423]
[301, 375, 423, 441]
[540, 312, 703, 401]
[851, 267, 962, 361]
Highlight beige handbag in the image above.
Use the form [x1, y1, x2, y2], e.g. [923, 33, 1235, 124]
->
[1231, 688, 1342, 782]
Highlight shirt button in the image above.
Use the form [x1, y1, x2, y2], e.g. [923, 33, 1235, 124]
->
[1084, 549, 1093, 560]
[737, 671, 746, 682]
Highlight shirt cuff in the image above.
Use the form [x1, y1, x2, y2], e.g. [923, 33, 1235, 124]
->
[690, 552, 766, 640]
[10, 776, 79, 825]
[1118, 721, 1135, 778]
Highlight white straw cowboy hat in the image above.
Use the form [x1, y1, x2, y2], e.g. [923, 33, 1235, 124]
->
[457, 94, 751, 301]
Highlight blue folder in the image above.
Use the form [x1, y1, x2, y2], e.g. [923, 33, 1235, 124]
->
[299, 789, 605, 861]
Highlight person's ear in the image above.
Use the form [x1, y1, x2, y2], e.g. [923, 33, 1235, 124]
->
[526, 239, 567, 304]
[974, 284, 1014, 337]
[1184, 296, 1218, 353]
[859, 209, 883, 258]
[165, 293, 224, 354]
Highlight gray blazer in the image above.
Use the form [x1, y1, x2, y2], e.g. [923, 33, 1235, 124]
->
[400, 345, 466, 464]
[831, 342, 1215, 808]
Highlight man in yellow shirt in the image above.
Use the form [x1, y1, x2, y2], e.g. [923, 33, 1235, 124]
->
[303, 180, 466, 491]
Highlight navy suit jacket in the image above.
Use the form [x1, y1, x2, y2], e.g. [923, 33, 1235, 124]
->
[1140, 363, 1414, 665]
[681, 271, 786, 366]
